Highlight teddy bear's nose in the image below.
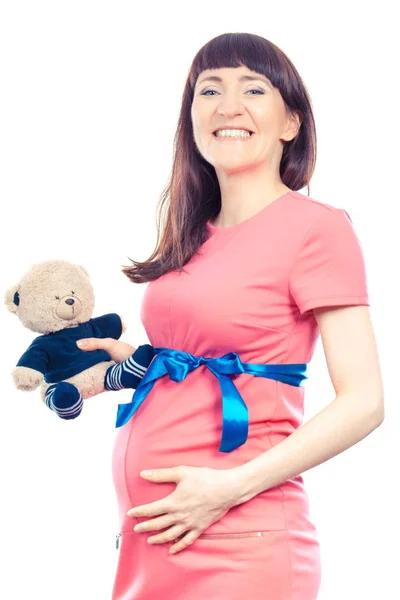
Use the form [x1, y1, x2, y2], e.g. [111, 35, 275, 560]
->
[65, 298, 75, 305]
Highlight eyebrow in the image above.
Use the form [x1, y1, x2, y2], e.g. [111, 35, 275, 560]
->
[196, 74, 272, 88]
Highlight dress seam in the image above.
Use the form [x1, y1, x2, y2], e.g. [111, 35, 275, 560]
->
[303, 292, 368, 300]
[270, 378, 279, 421]
[124, 417, 140, 526]
[283, 304, 299, 599]
[167, 279, 176, 348]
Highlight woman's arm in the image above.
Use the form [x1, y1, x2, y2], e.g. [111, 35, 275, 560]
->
[231, 305, 385, 504]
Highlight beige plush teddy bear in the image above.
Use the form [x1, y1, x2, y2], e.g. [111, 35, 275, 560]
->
[5, 260, 154, 420]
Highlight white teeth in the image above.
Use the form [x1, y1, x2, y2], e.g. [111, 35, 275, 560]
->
[215, 129, 251, 138]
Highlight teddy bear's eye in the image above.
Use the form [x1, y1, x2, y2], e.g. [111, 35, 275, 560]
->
[71, 291, 75, 295]
[55, 296, 60, 300]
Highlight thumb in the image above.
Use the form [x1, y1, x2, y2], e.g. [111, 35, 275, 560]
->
[76, 338, 102, 350]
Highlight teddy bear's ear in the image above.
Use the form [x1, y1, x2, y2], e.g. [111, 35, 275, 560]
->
[4, 283, 21, 314]
[78, 265, 90, 278]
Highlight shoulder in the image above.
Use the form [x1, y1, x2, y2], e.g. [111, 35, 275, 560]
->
[29, 334, 47, 348]
[26, 334, 51, 356]
[285, 190, 353, 234]
[287, 189, 345, 217]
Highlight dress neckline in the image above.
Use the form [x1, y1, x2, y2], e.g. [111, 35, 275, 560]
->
[206, 190, 293, 235]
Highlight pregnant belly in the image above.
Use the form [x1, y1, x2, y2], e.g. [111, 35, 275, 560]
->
[111, 376, 314, 537]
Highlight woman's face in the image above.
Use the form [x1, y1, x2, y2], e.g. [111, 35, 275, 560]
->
[191, 65, 298, 172]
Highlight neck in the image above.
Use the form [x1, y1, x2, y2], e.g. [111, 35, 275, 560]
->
[212, 165, 290, 227]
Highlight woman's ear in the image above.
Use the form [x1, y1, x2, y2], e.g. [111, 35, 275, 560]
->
[4, 283, 21, 314]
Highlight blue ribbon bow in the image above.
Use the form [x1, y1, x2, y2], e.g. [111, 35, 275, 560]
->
[116, 348, 309, 453]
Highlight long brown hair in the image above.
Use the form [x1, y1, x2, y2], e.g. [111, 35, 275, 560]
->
[122, 32, 316, 284]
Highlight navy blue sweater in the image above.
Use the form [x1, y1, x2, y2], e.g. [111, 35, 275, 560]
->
[16, 313, 122, 384]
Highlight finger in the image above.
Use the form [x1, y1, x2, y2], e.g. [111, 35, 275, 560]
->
[169, 530, 200, 554]
[128, 499, 173, 518]
[140, 466, 184, 483]
[147, 524, 186, 545]
[77, 338, 136, 363]
[134, 515, 177, 533]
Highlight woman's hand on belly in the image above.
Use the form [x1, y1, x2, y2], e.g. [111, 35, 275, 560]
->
[126, 466, 243, 554]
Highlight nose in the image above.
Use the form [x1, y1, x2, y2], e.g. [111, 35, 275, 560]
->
[65, 298, 75, 306]
[217, 94, 245, 117]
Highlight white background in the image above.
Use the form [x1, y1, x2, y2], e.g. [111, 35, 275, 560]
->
[0, 1, 397, 599]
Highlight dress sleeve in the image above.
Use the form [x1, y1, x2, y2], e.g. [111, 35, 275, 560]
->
[289, 208, 370, 315]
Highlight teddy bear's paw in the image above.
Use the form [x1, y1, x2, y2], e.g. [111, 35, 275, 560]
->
[45, 382, 83, 420]
[12, 366, 43, 391]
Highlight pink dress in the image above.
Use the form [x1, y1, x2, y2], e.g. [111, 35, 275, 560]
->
[111, 190, 370, 599]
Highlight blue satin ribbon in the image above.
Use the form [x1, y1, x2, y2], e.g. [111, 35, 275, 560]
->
[115, 348, 309, 453]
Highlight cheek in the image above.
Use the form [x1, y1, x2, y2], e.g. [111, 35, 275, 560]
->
[191, 103, 211, 134]
[192, 129, 204, 155]
[190, 104, 202, 131]
[192, 121, 211, 154]
[191, 114, 201, 142]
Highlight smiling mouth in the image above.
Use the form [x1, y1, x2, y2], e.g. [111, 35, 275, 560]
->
[212, 131, 254, 137]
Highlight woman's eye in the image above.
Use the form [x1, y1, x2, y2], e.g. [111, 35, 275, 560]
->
[201, 89, 264, 96]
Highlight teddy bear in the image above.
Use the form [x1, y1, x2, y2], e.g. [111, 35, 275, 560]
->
[4, 259, 155, 420]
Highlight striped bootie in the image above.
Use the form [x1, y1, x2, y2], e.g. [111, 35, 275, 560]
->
[105, 344, 155, 391]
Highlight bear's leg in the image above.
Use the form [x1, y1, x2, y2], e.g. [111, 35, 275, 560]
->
[45, 382, 83, 420]
[105, 344, 155, 391]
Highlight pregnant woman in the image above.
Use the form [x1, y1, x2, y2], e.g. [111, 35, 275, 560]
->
[77, 32, 384, 600]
